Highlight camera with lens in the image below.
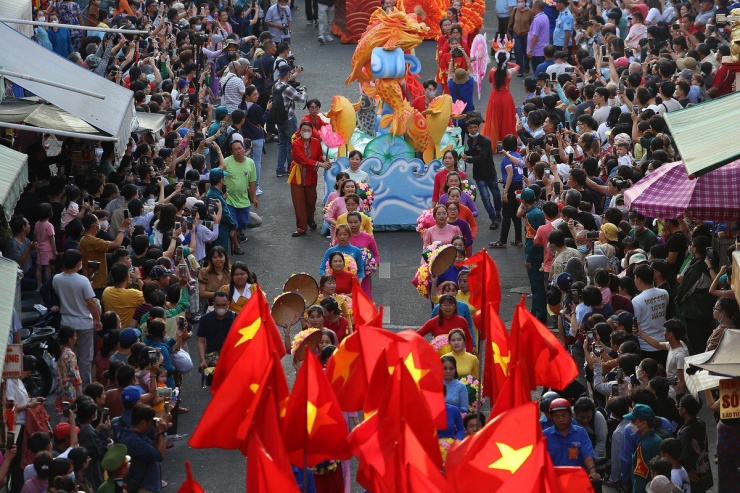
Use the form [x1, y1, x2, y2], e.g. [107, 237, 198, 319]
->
[586, 230, 600, 240]
[193, 32, 209, 44]
[452, 47, 464, 58]
[286, 55, 302, 72]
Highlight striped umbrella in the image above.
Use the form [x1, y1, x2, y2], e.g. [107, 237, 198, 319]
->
[624, 159, 740, 221]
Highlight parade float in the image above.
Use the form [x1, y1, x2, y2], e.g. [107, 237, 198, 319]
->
[322, 6, 486, 230]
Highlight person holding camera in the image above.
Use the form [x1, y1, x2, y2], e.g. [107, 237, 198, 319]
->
[638, 319, 689, 399]
[461, 118, 501, 230]
[274, 63, 308, 178]
[265, 0, 292, 42]
[79, 212, 131, 297]
[120, 404, 167, 493]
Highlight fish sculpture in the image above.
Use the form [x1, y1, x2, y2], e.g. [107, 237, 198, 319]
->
[362, 79, 412, 136]
[470, 33, 488, 99]
[325, 95, 356, 157]
[404, 109, 433, 158]
[420, 94, 455, 162]
[353, 94, 378, 137]
[346, 8, 429, 85]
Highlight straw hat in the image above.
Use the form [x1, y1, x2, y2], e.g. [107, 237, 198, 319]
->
[293, 329, 323, 363]
[271, 292, 305, 327]
[453, 68, 470, 85]
[283, 273, 319, 306]
[431, 245, 458, 276]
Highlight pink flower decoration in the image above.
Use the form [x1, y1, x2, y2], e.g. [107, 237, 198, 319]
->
[320, 125, 346, 148]
[451, 100, 468, 116]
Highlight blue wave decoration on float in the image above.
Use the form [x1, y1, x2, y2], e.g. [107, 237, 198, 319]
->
[325, 157, 442, 231]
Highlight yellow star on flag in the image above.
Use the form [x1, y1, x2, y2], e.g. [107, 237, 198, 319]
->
[492, 342, 510, 377]
[234, 319, 261, 347]
[488, 442, 533, 474]
[249, 384, 260, 394]
[329, 344, 359, 383]
[306, 401, 337, 436]
[403, 352, 430, 385]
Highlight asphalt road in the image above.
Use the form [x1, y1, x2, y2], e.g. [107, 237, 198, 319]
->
[159, 7, 718, 493]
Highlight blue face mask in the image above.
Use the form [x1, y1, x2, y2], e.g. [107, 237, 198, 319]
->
[577, 245, 589, 254]
[203, 148, 210, 157]
[68, 472, 75, 480]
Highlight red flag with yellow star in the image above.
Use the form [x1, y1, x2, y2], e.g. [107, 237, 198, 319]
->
[246, 428, 300, 493]
[463, 250, 502, 339]
[189, 352, 289, 451]
[350, 362, 443, 492]
[282, 351, 351, 466]
[210, 288, 286, 394]
[482, 303, 511, 400]
[445, 402, 541, 492]
[513, 297, 578, 391]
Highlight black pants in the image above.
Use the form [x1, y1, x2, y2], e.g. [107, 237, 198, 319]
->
[9, 425, 24, 493]
[305, 0, 317, 20]
[685, 316, 715, 355]
[499, 186, 522, 244]
[496, 16, 510, 40]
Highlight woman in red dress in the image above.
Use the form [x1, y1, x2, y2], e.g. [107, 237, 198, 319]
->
[416, 294, 473, 352]
[433, 150, 467, 205]
[482, 46, 520, 147]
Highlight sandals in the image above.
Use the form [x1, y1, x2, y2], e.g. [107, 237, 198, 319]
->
[489, 241, 507, 249]
[510, 241, 523, 247]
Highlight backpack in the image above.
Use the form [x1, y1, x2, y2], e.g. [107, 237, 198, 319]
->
[220, 127, 240, 157]
[268, 83, 289, 125]
[256, 53, 276, 95]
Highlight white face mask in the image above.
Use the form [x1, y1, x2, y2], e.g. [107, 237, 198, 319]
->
[38, 16, 46, 22]
[215, 308, 228, 316]
[469, 132, 479, 138]
[99, 220, 109, 231]
[95, 147, 103, 160]
[301, 131, 312, 139]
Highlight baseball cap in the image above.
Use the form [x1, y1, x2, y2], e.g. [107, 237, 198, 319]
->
[177, 77, 189, 90]
[101, 444, 130, 472]
[555, 272, 574, 290]
[209, 168, 229, 182]
[119, 327, 141, 347]
[121, 386, 142, 406]
[601, 222, 618, 242]
[149, 265, 172, 280]
[53, 422, 80, 440]
[646, 476, 675, 493]
[517, 188, 535, 202]
[185, 197, 204, 210]
[614, 57, 630, 68]
[628, 253, 648, 266]
[214, 106, 229, 120]
[259, 31, 273, 41]
[278, 63, 292, 78]
[623, 403, 655, 422]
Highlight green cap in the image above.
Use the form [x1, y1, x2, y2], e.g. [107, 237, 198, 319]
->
[101, 444, 129, 472]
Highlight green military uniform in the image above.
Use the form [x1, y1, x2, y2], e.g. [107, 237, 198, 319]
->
[98, 444, 128, 493]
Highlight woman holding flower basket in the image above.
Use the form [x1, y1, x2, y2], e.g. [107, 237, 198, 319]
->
[333, 212, 378, 298]
[432, 150, 468, 205]
[335, 194, 373, 236]
[417, 295, 473, 352]
[443, 186, 478, 238]
[319, 225, 364, 294]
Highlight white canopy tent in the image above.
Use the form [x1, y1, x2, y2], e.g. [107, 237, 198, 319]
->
[0, 144, 28, 220]
[0, 0, 32, 37]
[0, 21, 136, 152]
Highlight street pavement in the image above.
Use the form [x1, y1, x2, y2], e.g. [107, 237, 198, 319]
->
[159, 7, 718, 493]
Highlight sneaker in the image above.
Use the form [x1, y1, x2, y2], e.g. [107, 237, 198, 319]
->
[292, 229, 307, 237]
[167, 434, 185, 442]
[314, 20, 319, 27]
[256, 187, 263, 196]
[308, 220, 317, 230]
[318, 35, 324, 44]
[276, 171, 288, 177]
[326, 34, 334, 42]
[306, 19, 313, 24]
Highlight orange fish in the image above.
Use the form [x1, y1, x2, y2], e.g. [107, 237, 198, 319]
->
[404, 109, 433, 158]
[346, 8, 429, 85]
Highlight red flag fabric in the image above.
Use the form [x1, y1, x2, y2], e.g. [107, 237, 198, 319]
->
[189, 352, 289, 452]
[553, 466, 595, 493]
[350, 362, 443, 491]
[282, 351, 351, 466]
[363, 349, 391, 417]
[176, 461, 204, 493]
[445, 402, 541, 492]
[351, 277, 381, 326]
[491, 354, 533, 417]
[210, 288, 286, 393]
[246, 428, 300, 493]
[482, 304, 511, 400]
[463, 250, 502, 339]
[512, 297, 578, 391]
[495, 438, 562, 493]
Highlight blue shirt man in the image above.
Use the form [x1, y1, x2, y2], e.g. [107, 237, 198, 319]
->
[120, 405, 166, 493]
[552, 0, 574, 49]
[544, 398, 599, 481]
[448, 69, 475, 128]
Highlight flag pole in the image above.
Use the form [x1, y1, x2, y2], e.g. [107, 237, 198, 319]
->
[476, 302, 486, 414]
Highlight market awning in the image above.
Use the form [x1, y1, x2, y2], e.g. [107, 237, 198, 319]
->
[689, 328, 740, 378]
[134, 112, 167, 135]
[664, 91, 740, 177]
[0, 144, 28, 220]
[0, 21, 136, 151]
[0, 97, 116, 139]
[0, 257, 20, 373]
[0, 0, 32, 38]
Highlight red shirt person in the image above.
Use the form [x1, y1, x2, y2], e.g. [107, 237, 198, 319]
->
[288, 122, 331, 236]
[417, 295, 473, 352]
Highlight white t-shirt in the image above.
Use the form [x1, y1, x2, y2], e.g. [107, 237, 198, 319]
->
[665, 341, 690, 399]
[633, 286, 669, 352]
[5, 379, 29, 425]
[52, 272, 96, 330]
[671, 467, 691, 493]
[656, 98, 683, 115]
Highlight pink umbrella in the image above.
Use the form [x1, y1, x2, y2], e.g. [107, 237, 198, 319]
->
[623, 159, 740, 221]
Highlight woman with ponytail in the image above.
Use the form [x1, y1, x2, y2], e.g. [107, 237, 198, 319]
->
[482, 40, 519, 147]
